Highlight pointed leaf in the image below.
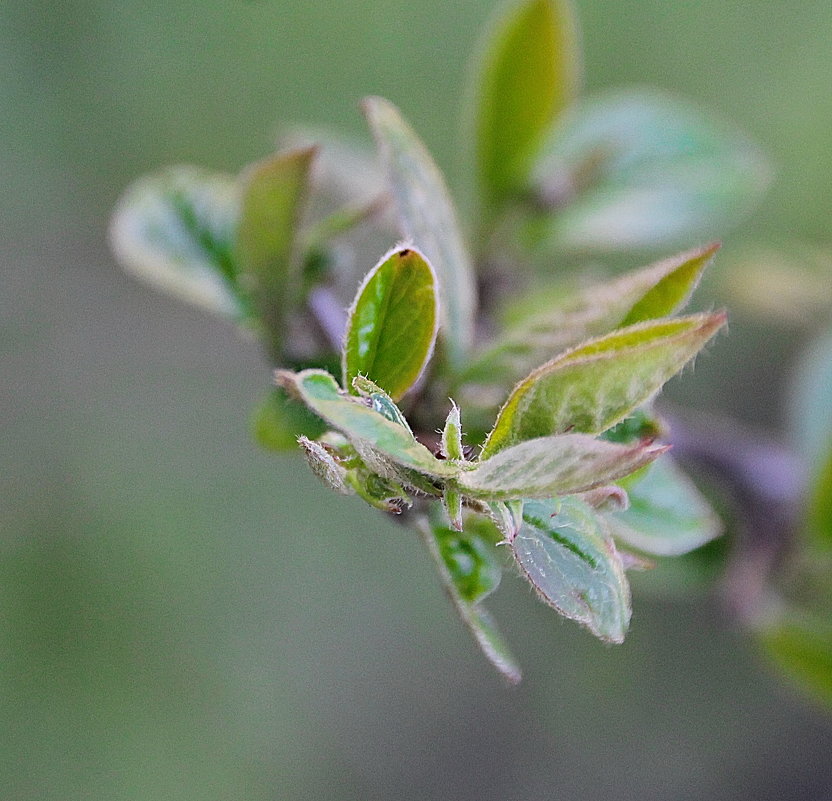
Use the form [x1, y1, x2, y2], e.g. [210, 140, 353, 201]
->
[466, 243, 719, 384]
[236, 147, 316, 362]
[535, 88, 770, 251]
[441, 401, 465, 461]
[363, 96, 476, 370]
[606, 456, 722, 556]
[459, 435, 666, 501]
[512, 496, 631, 642]
[342, 246, 439, 400]
[474, 0, 581, 204]
[298, 436, 353, 495]
[276, 369, 456, 478]
[109, 165, 243, 317]
[419, 516, 521, 684]
[482, 312, 726, 457]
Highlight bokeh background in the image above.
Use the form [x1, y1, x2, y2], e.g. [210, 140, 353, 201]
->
[2, 1, 832, 799]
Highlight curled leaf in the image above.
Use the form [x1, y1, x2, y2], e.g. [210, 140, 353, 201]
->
[343, 246, 439, 400]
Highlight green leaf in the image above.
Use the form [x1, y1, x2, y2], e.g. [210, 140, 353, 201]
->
[236, 147, 317, 362]
[109, 165, 244, 317]
[759, 610, 832, 707]
[808, 448, 832, 549]
[250, 387, 326, 451]
[536, 88, 770, 252]
[465, 243, 719, 384]
[351, 375, 413, 432]
[418, 515, 521, 684]
[458, 434, 666, 501]
[606, 456, 722, 556]
[441, 402, 465, 461]
[482, 312, 726, 457]
[342, 246, 439, 401]
[473, 0, 581, 205]
[276, 369, 456, 479]
[512, 496, 631, 643]
[363, 96, 477, 371]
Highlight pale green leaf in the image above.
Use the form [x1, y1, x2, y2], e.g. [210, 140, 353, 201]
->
[363, 96, 477, 370]
[298, 436, 353, 495]
[512, 496, 631, 643]
[352, 375, 413, 432]
[459, 434, 666, 501]
[482, 312, 726, 457]
[109, 165, 243, 317]
[465, 243, 719, 383]
[342, 246, 439, 400]
[536, 88, 770, 251]
[473, 0, 581, 204]
[418, 516, 521, 684]
[276, 369, 456, 479]
[606, 456, 722, 556]
[441, 402, 465, 461]
[236, 147, 316, 361]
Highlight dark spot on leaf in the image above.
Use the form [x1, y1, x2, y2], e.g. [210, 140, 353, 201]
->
[398, 248, 411, 257]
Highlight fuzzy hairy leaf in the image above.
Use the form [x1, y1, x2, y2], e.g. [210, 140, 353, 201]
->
[459, 435, 666, 501]
[236, 147, 316, 361]
[364, 96, 476, 370]
[512, 496, 631, 643]
[343, 246, 438, 400]
[606, 457, 722, 556]
[536, 88, 770, 251]
[419, 516, 521, 684]
[474, 0, 581, 204]
[276, 369, 455, 478]
[466, 243, 719, 383]
[482, 313, 726, 457]
[109, 165, 243, 317]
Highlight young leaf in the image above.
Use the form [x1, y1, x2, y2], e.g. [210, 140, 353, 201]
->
[298, 436, 353, 495]
[109, 165, 243, 317]
[464, 243, 719, 383]
[276, 369, 456, 479]
[458, 434, 666, 501]
[342, 246, 439, 401]
[352, 375, 413, 432]
[418, 516, 521, 684]
[512, 496, 631, 643]
[535, 88, 770, 251]
[236, 147, 317, 362]
[441, 402, 465, 461]
[605, 456, 722, 556]
[363, 96, 477, 371]
[473, 0, 581, 205]
[482, 312, 726, 457]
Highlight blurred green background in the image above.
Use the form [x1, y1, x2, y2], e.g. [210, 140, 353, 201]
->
[2, 1, 831, 799]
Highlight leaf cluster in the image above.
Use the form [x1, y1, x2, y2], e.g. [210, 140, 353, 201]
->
[109, 0, 769, 682]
